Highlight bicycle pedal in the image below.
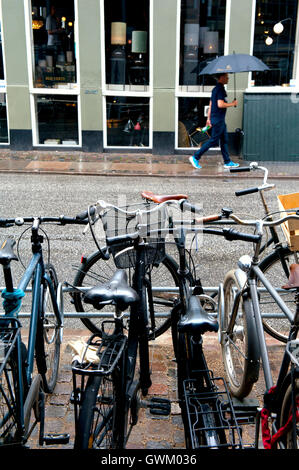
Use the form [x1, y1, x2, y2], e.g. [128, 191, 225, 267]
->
[148, 397, 171, 416]
[42, 433, 70, 445]
[70, 389, 81, 404]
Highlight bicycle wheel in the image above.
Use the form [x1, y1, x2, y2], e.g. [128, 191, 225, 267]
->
[221, 270, 260, 399]
[278, 377, 299, 449]
[74, 358, 126, 449]
[35, 264, 61, 393]
[0, 332, 23, 446]
[258, 246, 298, 343]
[72, 249, 186, 339]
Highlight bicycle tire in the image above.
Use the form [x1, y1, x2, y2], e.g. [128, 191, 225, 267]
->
[258, 246, 299, 343]
[221, 270, 260, 399]
[74, 362, 126, 449]
[72, 249, 188, 339]
[0, 355, 23, 445]
[35, 264, 61, 393]
[278, 377, 299, 449]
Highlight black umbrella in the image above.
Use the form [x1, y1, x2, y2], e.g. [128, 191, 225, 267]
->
[199, 53, 269, 99]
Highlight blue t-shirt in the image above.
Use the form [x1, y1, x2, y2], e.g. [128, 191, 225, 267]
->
[210, 83, 227, 124]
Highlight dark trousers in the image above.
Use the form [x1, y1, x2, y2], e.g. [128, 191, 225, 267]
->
[194, 120, 230, 164]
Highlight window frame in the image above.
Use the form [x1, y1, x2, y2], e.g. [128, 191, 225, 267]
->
[0, 0, 9, 145]
[247, 0, 299, 93]
[24, 0, 81, 147]
[100, 0, 153, 149]
[175, 0, 231, 150]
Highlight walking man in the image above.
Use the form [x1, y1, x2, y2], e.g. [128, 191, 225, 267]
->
[189, 73, 239, 170]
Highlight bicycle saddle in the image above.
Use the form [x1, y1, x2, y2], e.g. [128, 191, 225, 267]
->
[178, 295, 219, 335]
[0, 238, 18, 265]
[282, 263, 299, 289]
[83, 269, 139, 312]
[141, 190, 188, 204]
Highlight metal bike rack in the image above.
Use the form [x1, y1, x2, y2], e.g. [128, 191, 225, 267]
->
[0, 285, 293, 320]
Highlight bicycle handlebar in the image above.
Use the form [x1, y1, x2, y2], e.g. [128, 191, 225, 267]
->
[230, 212, 299, 228]
[230, 166, 252, 173]
[0, 215, 88, 228]
[229, 161, 275, 196]
[235, 186, 259, 197]
[75, 207, 96, 221]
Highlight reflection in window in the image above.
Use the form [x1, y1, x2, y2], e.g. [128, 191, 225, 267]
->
[36, 95, 78, 145]
[179, 0, 226, 88]
[106, 96, 149, 147]
[253, 0, 298, 86]
[104, 0, 149, 90]
[0, 22, 4, 80]
[0, 94, 8, 143]
[178, 97, 210, 148]
[31, 1, 76, 89]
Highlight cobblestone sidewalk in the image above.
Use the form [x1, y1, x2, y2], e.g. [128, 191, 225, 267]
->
[26, 326, 285, 451]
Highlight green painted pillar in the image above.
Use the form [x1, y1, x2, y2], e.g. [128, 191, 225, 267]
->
[225, 0, 254, 133]
[2, 0, 32, 147]
[77, 0, 103, 150]
[152, 0, 177, 153]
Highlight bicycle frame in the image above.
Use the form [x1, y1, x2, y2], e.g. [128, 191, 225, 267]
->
[125, 237, 152, 398]
[17, 250, 61, 386]
[0, 219, 62, 444]
[171, 225, 244, 449]
[225, 217, 299, 447]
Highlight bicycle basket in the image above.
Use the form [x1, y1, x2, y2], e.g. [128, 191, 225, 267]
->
[100, 202, 168, 269]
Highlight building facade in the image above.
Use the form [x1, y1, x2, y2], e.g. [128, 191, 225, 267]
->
[0, 0, 298, 160]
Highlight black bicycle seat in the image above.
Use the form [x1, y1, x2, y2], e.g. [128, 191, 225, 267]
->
[178, 295, 219, 335]
[0, 238, 18, 265]
[83, 269, 139, 312]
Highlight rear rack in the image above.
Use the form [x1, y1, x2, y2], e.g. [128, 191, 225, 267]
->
[183, 371, 252, 449]
[71, 328, 127, 378]
[71, 327, 127, 411]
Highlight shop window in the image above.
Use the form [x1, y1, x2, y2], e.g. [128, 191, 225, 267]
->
[35, 94, 78, 145]
[31, 1, 76, 89]
[0, 94, 8, 143]
[179, 0, 226, 89]
[104, 0, 149, 90]
[178, 97, 210, 148]
[0, 22, 4, 81]
[253, 0, 298, 86]
[106, 96, 149, 147]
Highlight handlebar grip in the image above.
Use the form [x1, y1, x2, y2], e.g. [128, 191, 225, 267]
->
[60, 216, 88, 225]
[235, 187, 259, 197]
[223, 228, 261, 243]
[76, 206, 96, 220]
[0, 218, 14, 227]
[230, 166, 252, 173]
[106, 232, 139, 246]
[180, 200, 202, 215]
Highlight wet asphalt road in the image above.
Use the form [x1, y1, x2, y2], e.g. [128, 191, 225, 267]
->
[0, 172, 298, 328]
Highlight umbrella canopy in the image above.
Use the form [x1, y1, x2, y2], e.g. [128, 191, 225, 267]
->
[199, 53, 269, 76]
[198, 53, 269, 100]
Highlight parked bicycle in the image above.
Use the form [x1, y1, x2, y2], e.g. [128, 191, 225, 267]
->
[230, 162, 299, 343]
[70, 197, 259, 449]
[71, 194, 193, 340]
[0, 215, 86, 447]
[219, 212, 299, 449]
[71, 191, 234, 340]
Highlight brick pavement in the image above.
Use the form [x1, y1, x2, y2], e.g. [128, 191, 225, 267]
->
[26, 325, 285, 451]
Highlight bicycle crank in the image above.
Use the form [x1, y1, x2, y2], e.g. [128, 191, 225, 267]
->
[140, 397, 171, 416]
